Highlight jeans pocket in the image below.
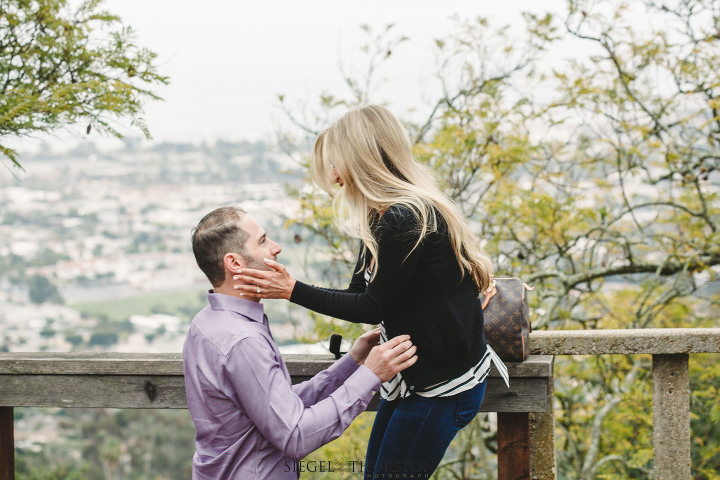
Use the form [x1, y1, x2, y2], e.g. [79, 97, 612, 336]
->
[453, 383, 485, 429]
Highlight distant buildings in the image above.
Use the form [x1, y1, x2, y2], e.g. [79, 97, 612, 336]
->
[0, 139, 309, 353]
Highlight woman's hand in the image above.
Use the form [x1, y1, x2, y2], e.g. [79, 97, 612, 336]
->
[232, 258, 296, 300]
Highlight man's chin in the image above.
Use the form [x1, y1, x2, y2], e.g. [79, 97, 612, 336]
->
[247, 260, 273, 271]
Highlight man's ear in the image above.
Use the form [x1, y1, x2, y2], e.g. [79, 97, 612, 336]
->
[223, 253, 245, 274]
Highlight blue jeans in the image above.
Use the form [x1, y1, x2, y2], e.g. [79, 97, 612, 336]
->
[364, 380, 486, 479]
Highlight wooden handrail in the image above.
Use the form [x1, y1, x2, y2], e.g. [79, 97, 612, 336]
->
[0, 354, 554, 480]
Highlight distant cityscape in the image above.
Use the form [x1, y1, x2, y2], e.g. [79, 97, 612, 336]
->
[0, 139, 327, 356]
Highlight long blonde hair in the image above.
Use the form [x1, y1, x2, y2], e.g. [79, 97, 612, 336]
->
[311, 105, 494, 292]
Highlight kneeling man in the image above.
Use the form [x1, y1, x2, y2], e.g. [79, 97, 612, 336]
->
[184, 205, 417, 479]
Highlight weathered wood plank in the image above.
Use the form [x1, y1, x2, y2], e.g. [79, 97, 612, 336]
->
[0, 374, 549, 413]
[0, 375, 187, 409]
[0, 353, 553, 378]
[0, 353, 185, 376]
[287, 356, 552, 380]
[480, 378, 548, 413]
[492, 355, 553, 378]
[0, 354, 552, 413]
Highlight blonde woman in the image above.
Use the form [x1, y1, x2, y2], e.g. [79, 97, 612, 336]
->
[234, 105, 506, 478]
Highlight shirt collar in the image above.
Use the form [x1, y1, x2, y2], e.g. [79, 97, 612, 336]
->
[207, 290, 266, 324]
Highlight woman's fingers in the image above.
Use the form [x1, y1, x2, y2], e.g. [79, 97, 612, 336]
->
[233, 274, 268, 287]
[233, 284, 263, 297]
[233, 268, 270, 281]
[263, 258, 286, 272]
[232, 262, 294, 299]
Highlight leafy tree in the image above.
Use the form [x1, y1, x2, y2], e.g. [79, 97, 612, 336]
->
[15, 408, 195, 479]
[0, 0, 168, 170]
[64, 332, 83, 347]
[300, 413, 374, 480]
[27, 274, 63, 304]
[87, 331, 116, 346]
[15, 464, 88, 480]
[278, 1, 720, 478]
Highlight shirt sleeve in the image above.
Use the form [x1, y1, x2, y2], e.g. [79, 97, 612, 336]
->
[289, 205, 426, 324]
[291, 353, 362, 405]
[224, 336, 381, 461]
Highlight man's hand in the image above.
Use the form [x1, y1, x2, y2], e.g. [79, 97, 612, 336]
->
[348, 328, 382, 365]
[363, 334, 418, 383]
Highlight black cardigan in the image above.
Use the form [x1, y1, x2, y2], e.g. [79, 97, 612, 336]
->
[289, 204, 488, 390]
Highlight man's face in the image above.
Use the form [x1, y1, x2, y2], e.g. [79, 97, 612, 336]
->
[238, 215, 281, 270]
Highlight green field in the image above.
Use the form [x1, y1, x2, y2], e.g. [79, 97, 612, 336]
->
[70, 287, 301, 326]
[71, 288, 208, 323]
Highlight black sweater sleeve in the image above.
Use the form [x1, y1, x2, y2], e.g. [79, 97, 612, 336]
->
[290, 205, 425, 325]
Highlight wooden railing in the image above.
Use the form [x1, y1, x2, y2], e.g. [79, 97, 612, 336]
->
[1, 328, 719, 480]
[0, 353, 553, 480]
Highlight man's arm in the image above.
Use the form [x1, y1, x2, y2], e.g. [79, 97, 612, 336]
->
[224, 333, 415, 461]
[225, 336, 378, 461]
[291, 354, 361, 406]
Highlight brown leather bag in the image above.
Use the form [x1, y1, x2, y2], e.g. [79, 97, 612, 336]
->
[481, 277, 534, 362]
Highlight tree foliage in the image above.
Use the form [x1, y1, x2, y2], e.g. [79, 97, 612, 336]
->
[27, 274, 63, 304]
[15, 408, 194, 480]
[0, 0, 168, 169]
[278, 2, 720, 478]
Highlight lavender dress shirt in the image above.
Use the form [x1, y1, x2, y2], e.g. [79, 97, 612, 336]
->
[183, 292, 381, 479]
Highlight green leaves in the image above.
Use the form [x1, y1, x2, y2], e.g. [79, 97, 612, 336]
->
[0, 0, 168, 169]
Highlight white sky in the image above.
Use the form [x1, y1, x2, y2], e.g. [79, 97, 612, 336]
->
[11, 0, 569, 152]
[97, 0, 568, 145]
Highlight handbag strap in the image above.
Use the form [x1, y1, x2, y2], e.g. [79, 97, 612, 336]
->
[481, 280, 497, 309]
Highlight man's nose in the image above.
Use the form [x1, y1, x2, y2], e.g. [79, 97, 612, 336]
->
[270, 240, 281, 255]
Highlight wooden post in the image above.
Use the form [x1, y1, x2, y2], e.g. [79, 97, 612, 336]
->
[498, 412, 530, 480]
[0, 407, 14, 480]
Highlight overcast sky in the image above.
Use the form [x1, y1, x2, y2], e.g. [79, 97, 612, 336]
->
[17, 0, 569, 151]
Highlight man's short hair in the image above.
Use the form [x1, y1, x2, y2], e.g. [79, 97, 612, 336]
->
[192, 205, 249, 287]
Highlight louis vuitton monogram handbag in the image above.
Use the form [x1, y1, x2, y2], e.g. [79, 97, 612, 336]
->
[481, 277, 535, 362]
